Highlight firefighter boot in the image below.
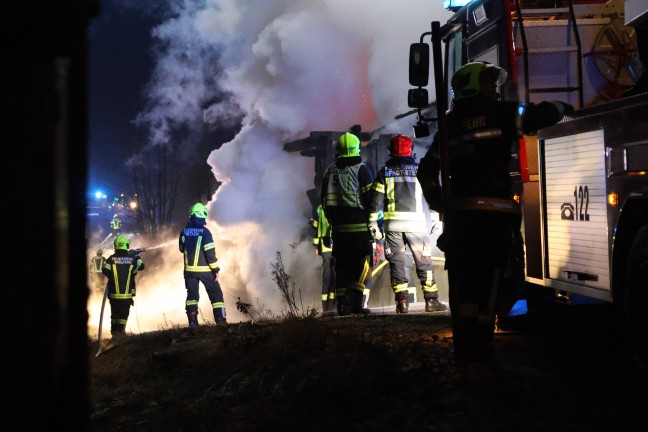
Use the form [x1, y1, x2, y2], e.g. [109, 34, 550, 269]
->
[111, 324, 126, 340]
[338, 295, 353, 316]
[187, 310, 199, 328]
[214, 308, 228, 327]
[321, 300, 338, 317]
[351, 289, 371, 315]
[339, 290, 371, 316]
[336, 296, 346, 315]
[395, 291, 409, 314]
[425, 297, 447, 312]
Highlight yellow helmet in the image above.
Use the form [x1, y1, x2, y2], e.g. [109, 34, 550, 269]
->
[451, 61, 507, 101]
[114, 235, 130, 251]
[336, 132, 361, 157]
[96, 249, 103, 256]
[190, 203, 208, 218]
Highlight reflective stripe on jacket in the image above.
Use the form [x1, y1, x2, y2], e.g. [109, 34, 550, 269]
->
[369, 156, 427, 233]
[102, 249, 144, 299]
[321, 156, 373, 235]
[312, 205, 333, 253]
[179, 216, 220, 274]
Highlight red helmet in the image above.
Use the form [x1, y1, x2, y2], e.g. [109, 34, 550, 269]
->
[389, 134, 413, 157]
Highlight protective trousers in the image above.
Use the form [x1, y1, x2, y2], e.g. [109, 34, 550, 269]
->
[321, 251, 337, 313]
[109, 298, 132, 337]
[184, 273, 227, 325]
[331, 230, 373, 314]
[384, 231, 438, 303]
[446, 209, 519, 364]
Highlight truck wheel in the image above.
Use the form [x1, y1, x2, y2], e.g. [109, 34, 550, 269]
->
[625, 224, 648, 375]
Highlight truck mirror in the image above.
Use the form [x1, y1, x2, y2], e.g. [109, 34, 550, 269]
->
[409, 43, 430, 87]
[408, 88, 429, 108]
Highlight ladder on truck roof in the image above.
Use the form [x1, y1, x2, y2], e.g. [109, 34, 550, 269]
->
[511, 0, 585, 107]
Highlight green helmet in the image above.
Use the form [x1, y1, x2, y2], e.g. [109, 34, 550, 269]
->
[114, 235, 129, 251]
[190, 203, 208, 218]
[451, 61, 507, 101]
[336, 132, 361, 157]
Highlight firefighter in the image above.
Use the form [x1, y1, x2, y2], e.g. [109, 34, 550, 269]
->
[310, 204, 336, 316]
[102, 235, 145, 338]
[368, 133, 447, 314]
[321, 132, 374, 316]
[417, 61, 573, 364]
[110, 213, 122, 236]
[89, 249, 106, 292]
[179, 202, 227, 327]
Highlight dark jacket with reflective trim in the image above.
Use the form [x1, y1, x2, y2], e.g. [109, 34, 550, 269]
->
[321, 156, 374, 234]
[179, 216, 220, 275]
[368, 156, 427, 233]
[102, 249, 144, 299]
[418, 95, 564, 205]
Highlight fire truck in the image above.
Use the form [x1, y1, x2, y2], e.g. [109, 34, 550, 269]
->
[407, 0, 647, 368]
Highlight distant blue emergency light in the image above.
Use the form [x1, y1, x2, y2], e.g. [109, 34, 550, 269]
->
[444, 0, 473, 11]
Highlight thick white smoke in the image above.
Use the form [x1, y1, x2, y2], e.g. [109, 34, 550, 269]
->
[89, 0, 452, 334]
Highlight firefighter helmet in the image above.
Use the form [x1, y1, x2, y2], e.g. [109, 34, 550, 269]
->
[96, 249, 103, 256]
[451, 61, 507, 101]
[114, 235, 129, 251]
[389, 134, 413, 157]
[190, 202, 208, 218]
[113, 214, 118, 219]
[336, 132, 361, 157]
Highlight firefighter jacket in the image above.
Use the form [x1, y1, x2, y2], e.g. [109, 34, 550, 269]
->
[90, 254, 106, 275]
[102, 249, 144, 300]
[311, 204, 332, 254]
[368, 156, 427, 233]
[179, 216, 220, 276]
[321, 156, 374, 234]
[417, 95, 568, 210]
[110, 217, 122, 231]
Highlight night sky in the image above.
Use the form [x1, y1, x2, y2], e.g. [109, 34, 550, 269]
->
[88, 1, 158, 198]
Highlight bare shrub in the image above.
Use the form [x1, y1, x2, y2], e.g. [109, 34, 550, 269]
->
[271, 251, 318, 320]
[235, 252, 318, 323]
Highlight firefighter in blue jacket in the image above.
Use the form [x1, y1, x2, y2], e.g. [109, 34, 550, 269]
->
[102, 235, 144, 338]
[179, 202, 227, 327]
[311, 204, 336, 315]
[368, 133, 447, 314]
[321, 132, 374, 316]
[417, 61, 572, 364]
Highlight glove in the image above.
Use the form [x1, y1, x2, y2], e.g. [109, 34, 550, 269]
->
[436, 232, 447, 252]
[131, 298, 135, 306]
[369, 223, 383, 241]
[212, 268, 220, 280]
[559, 101, 574, 116]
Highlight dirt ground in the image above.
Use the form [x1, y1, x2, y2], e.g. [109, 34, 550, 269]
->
[89, 304, 647, 432]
